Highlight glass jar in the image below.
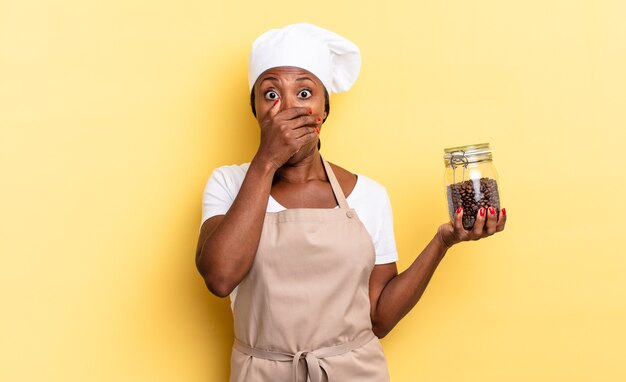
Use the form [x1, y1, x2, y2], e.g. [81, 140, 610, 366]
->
[443, 143, 501, 230]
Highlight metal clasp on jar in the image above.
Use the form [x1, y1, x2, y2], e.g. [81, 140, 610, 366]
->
[450, 150, 469, 184]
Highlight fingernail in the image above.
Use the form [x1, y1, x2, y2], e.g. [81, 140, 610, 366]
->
[308, 108, 313, 114]
[273, 99, 279, 107]
[317, 116, 322, 122]
[456, 207, 462, 214]
[489, 207, 495, 215]
[315, 126, 320, 134]
[480, 208, 485, 217]
[502, 208, 506, 217]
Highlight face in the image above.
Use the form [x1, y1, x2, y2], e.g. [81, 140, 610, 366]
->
[253, 66, 327, 122]
[253, 67, 326, 161]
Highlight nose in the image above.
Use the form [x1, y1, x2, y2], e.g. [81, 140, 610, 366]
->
[279, 94, 304, 110]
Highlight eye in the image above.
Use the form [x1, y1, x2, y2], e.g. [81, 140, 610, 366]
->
[264, 90, 279, 101]
[298, 89, 312, 99]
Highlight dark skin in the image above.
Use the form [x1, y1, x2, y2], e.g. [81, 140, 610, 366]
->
[195, 66, 507, 338]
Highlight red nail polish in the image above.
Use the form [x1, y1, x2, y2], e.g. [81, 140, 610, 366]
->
[489, 207, 495, 215]
[502, 208, 506, 217]
[308, 108, 313, 114]
[315, 126, 320, 134]
[273, 99, 279, 107]
[480, 208, 485, 217]
[317, 116, 322, 122]
[456, 207, 462, 214]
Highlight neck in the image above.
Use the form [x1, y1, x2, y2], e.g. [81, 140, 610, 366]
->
[275, 151, 325, 184]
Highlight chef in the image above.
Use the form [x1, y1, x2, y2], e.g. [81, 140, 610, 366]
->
[196, 23, 507, 382]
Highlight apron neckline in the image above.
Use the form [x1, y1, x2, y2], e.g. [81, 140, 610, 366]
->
[268, 155, 355, 211]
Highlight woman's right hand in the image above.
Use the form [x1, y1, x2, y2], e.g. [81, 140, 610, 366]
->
[254, 97, 320, 171]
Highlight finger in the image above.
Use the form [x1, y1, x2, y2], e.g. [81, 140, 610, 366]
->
[279, 106, 314, 121]
[295, 126, 318, 141]
[291, 114, 321, 130]
[260, 97, 282, 125]
[471, 208, 487, 238]
[484, 206, 498, 235]
[294, 125, 311, 139]
[495, 207, 507, 232]
[268, 97, 281, 118]
[453, 206, 465, 233]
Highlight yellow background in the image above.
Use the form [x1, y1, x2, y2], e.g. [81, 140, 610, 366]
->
[2, 0, 625, 380]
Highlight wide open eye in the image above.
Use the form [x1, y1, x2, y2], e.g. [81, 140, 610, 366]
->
[298, 89, 312, 99]
[264, 90, 279, 101]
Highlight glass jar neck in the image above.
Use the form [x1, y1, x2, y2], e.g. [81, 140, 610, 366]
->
[443, 143, 493, 168]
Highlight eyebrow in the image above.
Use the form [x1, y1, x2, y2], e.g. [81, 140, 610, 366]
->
[260, 76, 279, 84]
[259, 76, 314, 84]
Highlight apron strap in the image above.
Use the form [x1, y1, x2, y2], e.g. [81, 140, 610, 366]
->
[233, 332, 376, 382]
[320, 155, 349, 209]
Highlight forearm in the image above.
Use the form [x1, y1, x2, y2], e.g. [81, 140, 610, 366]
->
[196, 156, 276, 296]
[372, 233, 449, 337]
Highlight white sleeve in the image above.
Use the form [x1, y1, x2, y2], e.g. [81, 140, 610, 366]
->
[350, 175, 399, 265]
[373, 188, 399, 265]
[201, 165, 247, 228]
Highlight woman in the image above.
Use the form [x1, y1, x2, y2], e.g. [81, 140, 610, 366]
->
[196, 23, 507, 382]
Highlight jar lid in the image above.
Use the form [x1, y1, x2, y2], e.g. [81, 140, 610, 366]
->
[444, 143, 490, 155]
[443, 143, 492, 165]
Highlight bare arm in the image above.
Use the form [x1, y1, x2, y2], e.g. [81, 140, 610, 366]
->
[369, 206, 507, 338]
[195, 159, 276, 297]
[195, 98, 319, 297]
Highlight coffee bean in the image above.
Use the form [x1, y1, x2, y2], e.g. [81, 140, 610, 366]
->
[447, 178, 500, 230]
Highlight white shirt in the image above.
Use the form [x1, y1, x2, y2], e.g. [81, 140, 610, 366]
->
[201, 162, 399, 307]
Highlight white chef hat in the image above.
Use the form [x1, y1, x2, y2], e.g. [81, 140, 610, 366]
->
[248, 23, 361, 95]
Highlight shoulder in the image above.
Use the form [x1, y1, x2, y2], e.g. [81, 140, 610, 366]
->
[327, 161, 389, 202]
[354, 174, 388, 195]
[210, 162, 250, 181]
[328, 162, 358, 197]
[351, 173, 391, 210]
[203, 162, 251, 198]
[208, 162, 250, 186]
[201, 162, 251, 224]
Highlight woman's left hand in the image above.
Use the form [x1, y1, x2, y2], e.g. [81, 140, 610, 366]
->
[437, 207, 507, 248]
